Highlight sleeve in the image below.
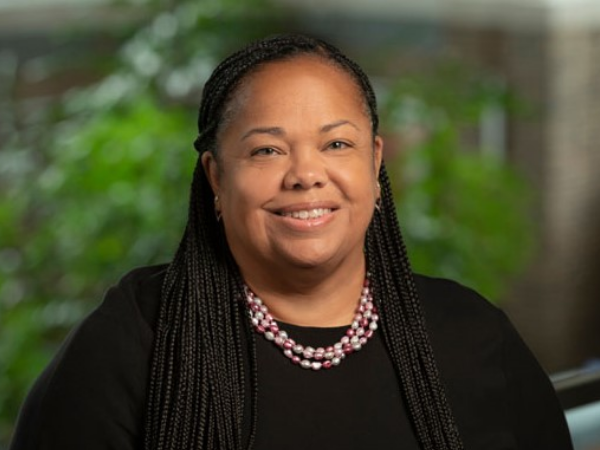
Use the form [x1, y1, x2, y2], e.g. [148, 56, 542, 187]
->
[500, 312, 574, 450]
[9, 281, 153, 450]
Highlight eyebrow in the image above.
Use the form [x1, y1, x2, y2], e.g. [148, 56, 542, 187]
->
[241, 127, 284, 141]
[240, 120, 359, 141]
[320, 120, 359, 133]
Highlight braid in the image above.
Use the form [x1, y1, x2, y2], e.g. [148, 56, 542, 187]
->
[366, 164, 464, 449]
[144, 33, 464, 450]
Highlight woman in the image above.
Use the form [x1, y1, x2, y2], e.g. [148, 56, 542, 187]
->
[10, 34, 572, 450]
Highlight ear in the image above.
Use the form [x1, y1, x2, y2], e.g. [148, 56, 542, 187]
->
[201, 151, 220, 195]
[373, 135, 383, 182]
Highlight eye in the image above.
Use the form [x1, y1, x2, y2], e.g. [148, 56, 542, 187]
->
[251, 147, 279, 156]
[327, 141, 350, 150]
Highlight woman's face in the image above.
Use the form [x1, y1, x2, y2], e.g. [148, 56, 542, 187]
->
[202, 56, 383, 275]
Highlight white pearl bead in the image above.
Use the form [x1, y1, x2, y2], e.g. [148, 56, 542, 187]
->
[300, 360, 312, 369]
[279, 331, 288, 340]
[311, 362, 322, 370]
[369, 322, 378, 331]
[303, 349, 314, 359]
[265, 331, 275, 341]
[293, 345, 304, 354]
[332, 357, 341, 366]
[255, 311, 264, 320]
[284, 349, 293, 358]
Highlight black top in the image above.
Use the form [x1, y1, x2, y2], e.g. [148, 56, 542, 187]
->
[9, 265, 573, 450]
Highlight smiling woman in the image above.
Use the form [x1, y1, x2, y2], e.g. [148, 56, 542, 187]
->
[9, 34, 572, 450]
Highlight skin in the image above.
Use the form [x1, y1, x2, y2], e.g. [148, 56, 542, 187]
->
[202, 56, 383, 326]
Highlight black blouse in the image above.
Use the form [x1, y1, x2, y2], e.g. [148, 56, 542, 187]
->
[9, 265, 573, 449]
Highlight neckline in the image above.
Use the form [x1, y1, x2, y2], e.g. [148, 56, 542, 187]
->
[275, 320, 350, 333]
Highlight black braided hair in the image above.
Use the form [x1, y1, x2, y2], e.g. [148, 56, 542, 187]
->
[144, 33, 464, 450]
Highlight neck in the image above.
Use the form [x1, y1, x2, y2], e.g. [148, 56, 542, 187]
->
[241, 256, 367, 327]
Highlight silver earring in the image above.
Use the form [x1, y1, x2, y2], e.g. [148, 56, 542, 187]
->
[214, 195, 222, 222]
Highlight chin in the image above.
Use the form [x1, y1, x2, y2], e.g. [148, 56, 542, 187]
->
[276, 246, 340, 270]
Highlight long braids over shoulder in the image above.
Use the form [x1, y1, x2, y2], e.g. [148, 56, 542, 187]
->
[144, 34, 464, 450]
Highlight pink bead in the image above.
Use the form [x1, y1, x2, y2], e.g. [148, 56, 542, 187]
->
[359, 337, 367, 345]
[326, 346, 334, 353]
[346, 328, 355, 337]
[361, 318, 369, 327]
[314, 352, 324, 361]
[283, 340, 294, 350]
[365, 329, 374, 339]
[292, 356, 301, 364]
[265, 314, 274, 322]
[343, 343, 354, 354]
[322, 360, 332, 369]
[257, 325, 265, 334]
[270, 324, 279, 333]
[334, 349, 344, 358]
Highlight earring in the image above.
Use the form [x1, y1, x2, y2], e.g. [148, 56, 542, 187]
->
[214, 195, 222, 222]
[375, 182, 382, 212]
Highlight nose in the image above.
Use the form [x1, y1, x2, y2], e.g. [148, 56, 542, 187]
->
[282, 148, 328, 190]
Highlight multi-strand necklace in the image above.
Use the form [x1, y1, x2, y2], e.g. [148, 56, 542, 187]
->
[244, 277, 379, 370]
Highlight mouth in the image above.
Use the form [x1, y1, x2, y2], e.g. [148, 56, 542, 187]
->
[275, 208, 334, 220]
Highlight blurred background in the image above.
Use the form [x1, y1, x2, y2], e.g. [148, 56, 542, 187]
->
[1, 0, 599, 448]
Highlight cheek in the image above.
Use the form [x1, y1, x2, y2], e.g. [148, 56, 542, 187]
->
[336, 160, 378, 203]
[220, 166, 281, 215]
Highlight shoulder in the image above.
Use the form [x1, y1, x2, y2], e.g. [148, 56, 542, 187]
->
[105, 263, 169, 332]
[413, 273, 505, 332]
[10, 264, 168, 450]
[411, 274, 572, 449]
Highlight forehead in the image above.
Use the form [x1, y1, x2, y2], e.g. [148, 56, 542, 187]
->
[223, 56, 366, 121]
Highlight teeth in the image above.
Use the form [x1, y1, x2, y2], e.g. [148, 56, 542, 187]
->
[281, 208, 332, 220]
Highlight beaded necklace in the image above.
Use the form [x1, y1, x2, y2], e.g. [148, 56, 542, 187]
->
[244, 277, 379, 370]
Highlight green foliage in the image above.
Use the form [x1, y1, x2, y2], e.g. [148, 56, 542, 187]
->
[381, 64, 534, 300]
[0, 96, 196, 444]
